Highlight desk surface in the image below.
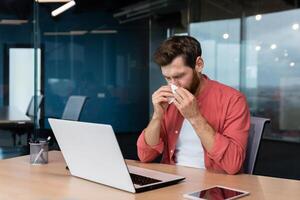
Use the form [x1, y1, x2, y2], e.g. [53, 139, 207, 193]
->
[0, 151, 299, 200]
[0, 106, 31, 126]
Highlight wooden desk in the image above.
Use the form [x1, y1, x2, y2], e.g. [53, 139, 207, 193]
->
[0, 106, 33, 145]
[0, 151, 299, 200]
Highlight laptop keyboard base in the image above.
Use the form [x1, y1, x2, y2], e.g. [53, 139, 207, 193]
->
[130, 173, 161, 186]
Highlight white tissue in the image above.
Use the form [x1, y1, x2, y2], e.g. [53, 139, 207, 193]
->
[168, 84, 178, 104]
[171, 84, 178, 94]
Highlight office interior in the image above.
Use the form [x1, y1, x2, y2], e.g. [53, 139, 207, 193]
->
[0, 0, 299, 181]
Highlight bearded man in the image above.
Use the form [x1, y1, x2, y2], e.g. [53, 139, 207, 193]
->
[137, 36, 250, 175]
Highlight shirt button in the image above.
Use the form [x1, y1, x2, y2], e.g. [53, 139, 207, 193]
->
[170, 150, 173, 154]
[175, 130, 178, 134]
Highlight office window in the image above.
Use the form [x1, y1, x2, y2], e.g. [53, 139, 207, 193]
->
[190, 19, 241, 89]
[189, 8, 300, 142]
[8, 48, 41, 114]
[244, 9, 300, 141]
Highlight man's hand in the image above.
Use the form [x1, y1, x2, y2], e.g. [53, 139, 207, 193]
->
[173, 87, 201, 121]
[173, 87, 216, 151]
[144, 85, 173, 147]
[152, 85, 173, 119]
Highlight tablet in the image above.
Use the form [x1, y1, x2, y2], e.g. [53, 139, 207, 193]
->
[183, 185, 250, 200]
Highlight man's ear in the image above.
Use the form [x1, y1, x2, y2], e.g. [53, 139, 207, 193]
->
[195, 56, 204, 73]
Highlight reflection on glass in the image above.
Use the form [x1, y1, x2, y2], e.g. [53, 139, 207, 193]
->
[188, 186, 245, 200]
[190, 19, 241, 89]
[190, 9, 300, 141]
[245, 9, 300, 141]
[38, 8, 149, 133]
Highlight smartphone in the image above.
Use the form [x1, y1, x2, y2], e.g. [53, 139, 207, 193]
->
[183, 185, 250, 200]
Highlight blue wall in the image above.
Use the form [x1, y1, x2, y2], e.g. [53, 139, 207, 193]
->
[0, 8, 149, 133]
[39, 9, 149, 133]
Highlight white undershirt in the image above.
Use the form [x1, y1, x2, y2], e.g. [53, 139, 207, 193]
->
[175, 119, 205, 169]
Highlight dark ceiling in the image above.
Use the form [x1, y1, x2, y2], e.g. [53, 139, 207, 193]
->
[0, 0, 143, 19]
[0, 0, 299, 20]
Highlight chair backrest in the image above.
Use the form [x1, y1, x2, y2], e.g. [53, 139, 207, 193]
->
[244, 116, 270, 174]
[61, 96, 87, 121]
[26, 95, 44, 118]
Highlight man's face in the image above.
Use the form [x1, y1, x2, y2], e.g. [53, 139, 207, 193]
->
[161, 56, 201, 94]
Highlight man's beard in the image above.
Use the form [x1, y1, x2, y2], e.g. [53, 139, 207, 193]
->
[188, 70, 201, 95]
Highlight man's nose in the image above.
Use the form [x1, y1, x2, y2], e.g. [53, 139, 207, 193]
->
[170, 78, 179, 85]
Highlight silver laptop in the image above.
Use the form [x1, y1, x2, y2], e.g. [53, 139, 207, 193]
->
[48, 118, 185, 193]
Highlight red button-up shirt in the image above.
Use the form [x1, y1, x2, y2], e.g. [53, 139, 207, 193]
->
[137, 76, 250, 174]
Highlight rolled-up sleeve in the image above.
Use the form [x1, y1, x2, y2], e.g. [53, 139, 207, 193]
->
[207, 94, 250, 174]
[137, 130, 164, 162]
[137, 115, 168, 163]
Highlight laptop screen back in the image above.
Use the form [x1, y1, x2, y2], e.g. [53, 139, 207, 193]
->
[48, 118, 136, 193]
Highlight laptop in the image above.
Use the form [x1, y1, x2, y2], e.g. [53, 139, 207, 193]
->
[48, 118, 185, 193]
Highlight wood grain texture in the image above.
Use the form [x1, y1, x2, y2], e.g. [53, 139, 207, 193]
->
[0, 151, 299, 200]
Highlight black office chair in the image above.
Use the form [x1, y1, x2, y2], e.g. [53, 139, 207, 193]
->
[12, 95, 44, 146]
[61, 95, 87, 121]
[26, 95, 44, 119]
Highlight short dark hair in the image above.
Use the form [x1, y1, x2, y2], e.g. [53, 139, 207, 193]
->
[153, 36, 202, 69]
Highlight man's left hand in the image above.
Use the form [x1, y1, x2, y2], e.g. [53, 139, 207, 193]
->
[173, 87, 216, 152]
[173, 87, 201, 121]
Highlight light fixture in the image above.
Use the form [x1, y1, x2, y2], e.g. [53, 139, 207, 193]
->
[223, 33, 229, 39]
[292, 23, 299, 30]
[35, 0, 70, 2]
[70, 30, 88, 35]
[51, 0, 76, 17]
[290, 62, 295, 67]
[90, 30, 118, 34]
[270, 44, 277, 50]
[44, 32, 70, 36]
[255, 14, 262, 21]
[0, 19, 28, 25]
[44, 30, 87, 36]
[174, 32, 189, 36]
[284, 52, 288, 57]
[255, 45, 261, 51]
[274, 57, 279, 62]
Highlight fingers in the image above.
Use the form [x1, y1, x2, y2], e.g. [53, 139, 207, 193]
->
[172, 87, 199, 120]
[176, 87, 193, 99]
[157, 91, 174, 98]
[153, 96, 168, 104]
[152, 86, 173, 99]
[153, 91, 173, 104]
[173, 87, 192, 104]
[157, 85, 172, 93]
[152, 85, 194, 106]
[152, 85, 174, 105]
[173, 92, 183, 104]
[173, 98, 181, 107]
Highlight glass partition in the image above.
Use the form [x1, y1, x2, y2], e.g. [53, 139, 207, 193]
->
[36, 3, 149, 134]
[190, 19, 241, 89]
[190, 8, 300, 142]
[244, 9, 300, 142]
[0, 1, 35, 157]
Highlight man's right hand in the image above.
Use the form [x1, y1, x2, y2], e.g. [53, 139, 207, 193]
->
[144, 85, 173, 147]
[152, 85, 173, 119]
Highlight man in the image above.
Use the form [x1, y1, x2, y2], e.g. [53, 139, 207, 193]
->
[137, 36, 250, 175]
